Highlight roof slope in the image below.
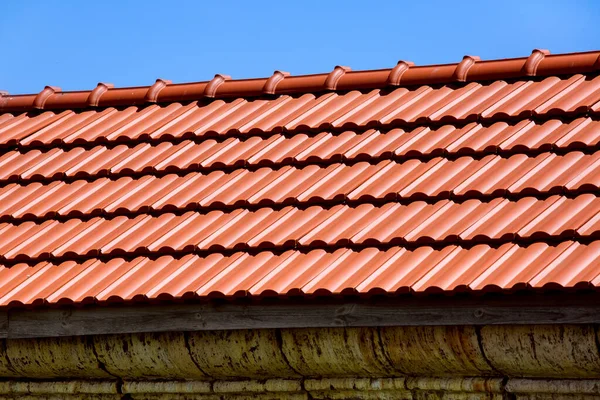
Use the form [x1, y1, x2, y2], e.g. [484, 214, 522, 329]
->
[1, 49, 600, 307]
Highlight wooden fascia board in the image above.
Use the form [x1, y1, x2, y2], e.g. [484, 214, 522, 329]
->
[3, 292, 600, 339]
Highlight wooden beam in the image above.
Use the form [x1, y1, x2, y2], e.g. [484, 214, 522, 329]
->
[7, 293, 600, 339]
[0, 312, 7, 339]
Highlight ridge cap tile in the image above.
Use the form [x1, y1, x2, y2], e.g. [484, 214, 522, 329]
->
[2, 50, 600, 113]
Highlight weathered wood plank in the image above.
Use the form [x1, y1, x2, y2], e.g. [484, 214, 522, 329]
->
[8, 294, 600, 339]
[0, 312, 7, 338]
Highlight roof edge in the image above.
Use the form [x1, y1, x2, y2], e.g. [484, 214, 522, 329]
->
[2, 49, 600, 113]
[6, 292, 600, 339]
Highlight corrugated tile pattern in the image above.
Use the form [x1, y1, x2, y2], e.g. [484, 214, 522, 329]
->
[2, 75, 600, 150]
[1, 53, 600, 307]
[3, 241, 600, 307]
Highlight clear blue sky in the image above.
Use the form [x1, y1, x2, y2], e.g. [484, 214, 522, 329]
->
[1, 0, 599, 94]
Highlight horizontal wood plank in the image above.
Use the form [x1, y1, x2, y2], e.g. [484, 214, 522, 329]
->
[7, 294, 600, 338]
[0, 312, 7, 339]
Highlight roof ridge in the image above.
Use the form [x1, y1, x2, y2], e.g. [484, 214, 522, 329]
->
[2, 49, 600, 113]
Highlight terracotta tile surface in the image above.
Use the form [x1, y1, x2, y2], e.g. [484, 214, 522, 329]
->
[1, 49, 600, 307]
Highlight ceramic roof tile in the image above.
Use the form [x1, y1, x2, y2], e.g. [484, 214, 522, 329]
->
[1, 50, 600, 307]
[4, 150, 600, 222]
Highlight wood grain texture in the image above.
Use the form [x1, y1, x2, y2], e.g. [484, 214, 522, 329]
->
[0, 312, 7, 339]
[7, 294, 600, 339]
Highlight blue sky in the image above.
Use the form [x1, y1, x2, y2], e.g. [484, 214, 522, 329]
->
[1, 0, 599, 94]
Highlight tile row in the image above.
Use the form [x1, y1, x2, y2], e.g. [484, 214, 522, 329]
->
[1, 240, 599, 306]
[2, 151, 600, 222]
[1, 74, 600, 149]
[1, 194, 600, 263]
[1, 117, 598, 185]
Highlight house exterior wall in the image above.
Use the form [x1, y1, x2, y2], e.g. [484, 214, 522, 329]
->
[0, 325, 599, 398]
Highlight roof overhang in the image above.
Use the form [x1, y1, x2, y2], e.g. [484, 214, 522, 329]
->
[3, 291, 600, 338]
[2, 293, 600, 398]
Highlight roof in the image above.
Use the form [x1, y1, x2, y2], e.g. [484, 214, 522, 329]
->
[1, 49, 600, 308]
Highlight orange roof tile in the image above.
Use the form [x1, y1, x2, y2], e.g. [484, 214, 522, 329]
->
[1, 49, 600, 307]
